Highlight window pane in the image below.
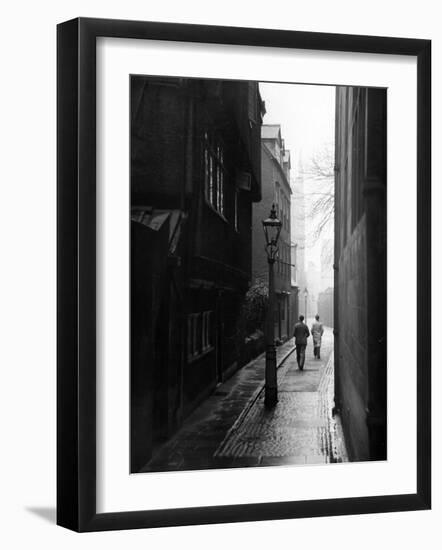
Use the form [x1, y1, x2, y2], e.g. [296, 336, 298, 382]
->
[204, 147, 209, 200]
[220, 172, 224, 215]
[209, 156, 214, 206]
[216, 164, 220, 211]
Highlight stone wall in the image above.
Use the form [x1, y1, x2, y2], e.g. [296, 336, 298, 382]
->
[337, 215, 369, 459]
[334, 86, 387, 462]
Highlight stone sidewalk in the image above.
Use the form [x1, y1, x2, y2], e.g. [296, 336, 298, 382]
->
[141, 325, 347, 472]
[215, 329, 348, 465]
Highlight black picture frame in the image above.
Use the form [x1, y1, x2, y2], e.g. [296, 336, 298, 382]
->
[57, 17, 431, 532]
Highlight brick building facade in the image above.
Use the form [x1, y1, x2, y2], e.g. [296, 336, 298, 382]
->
[252, 125, 292, 342]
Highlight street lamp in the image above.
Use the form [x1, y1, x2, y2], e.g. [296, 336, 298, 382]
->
[262, 204, 282, 408]
[304, 287, 309, 320]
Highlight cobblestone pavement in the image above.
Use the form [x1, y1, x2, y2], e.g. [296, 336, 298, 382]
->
[215, 329, 348, 465]
[141, 324, 347, 472]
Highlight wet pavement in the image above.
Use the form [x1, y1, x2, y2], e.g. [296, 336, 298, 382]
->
[141, 324, 347, 473]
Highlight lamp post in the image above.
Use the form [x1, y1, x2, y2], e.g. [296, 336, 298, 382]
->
[262, 204, 282, 408]
[304, 287, 308, 321]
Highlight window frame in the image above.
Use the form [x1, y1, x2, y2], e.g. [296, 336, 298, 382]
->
[187, 310, 215, 362]
[203, 131, 227, 219]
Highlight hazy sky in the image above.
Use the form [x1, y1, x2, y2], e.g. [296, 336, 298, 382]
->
[259, 82, 335, 267]
[259, 82, 335, 168]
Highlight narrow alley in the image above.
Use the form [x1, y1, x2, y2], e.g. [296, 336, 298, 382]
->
[141, 325, 347, 473]
[130, 79, 387, 472]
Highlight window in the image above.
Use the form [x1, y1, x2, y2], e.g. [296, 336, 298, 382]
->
[202, 311, 213, 352]
[187, 314, 200, 361]
[234, 189, 239, 232]
[187, 311, 214, 361]
[204, 132, 225, 216]
[274, 182, 280, 216]
[292, 244, 298, 284]
[284, 244, 289, 277]
[286, 244, 289, 276]
[285, 197, 289, 230]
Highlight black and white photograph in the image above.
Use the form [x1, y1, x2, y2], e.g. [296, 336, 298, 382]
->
[0, 0, 435, 543]
[130, 76, 387, 474]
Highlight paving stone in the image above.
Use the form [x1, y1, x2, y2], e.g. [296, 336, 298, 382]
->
[141, 328, 348, 473]
[215, 329, 347, 464]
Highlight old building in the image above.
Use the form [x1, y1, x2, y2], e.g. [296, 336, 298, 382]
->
[320, 238, 334, 290]
[290, 159, 306, 327]
[334, 86, 387, 461]
[252, 125, 292, 343]
[130, 76, 264, 471]
[317, 287, 334, 328]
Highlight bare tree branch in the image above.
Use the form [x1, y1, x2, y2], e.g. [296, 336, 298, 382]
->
[301, 142, 335, 243]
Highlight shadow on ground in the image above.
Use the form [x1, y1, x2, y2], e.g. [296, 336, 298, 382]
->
[25, 506, 56, 524]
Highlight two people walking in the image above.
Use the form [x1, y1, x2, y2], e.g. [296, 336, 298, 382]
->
[293, 314, 324, 370]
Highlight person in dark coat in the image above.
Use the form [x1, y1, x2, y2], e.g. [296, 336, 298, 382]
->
[293, 315, 310, 370]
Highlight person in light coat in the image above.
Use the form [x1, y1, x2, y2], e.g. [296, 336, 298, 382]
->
[311, 314, 324, 359]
